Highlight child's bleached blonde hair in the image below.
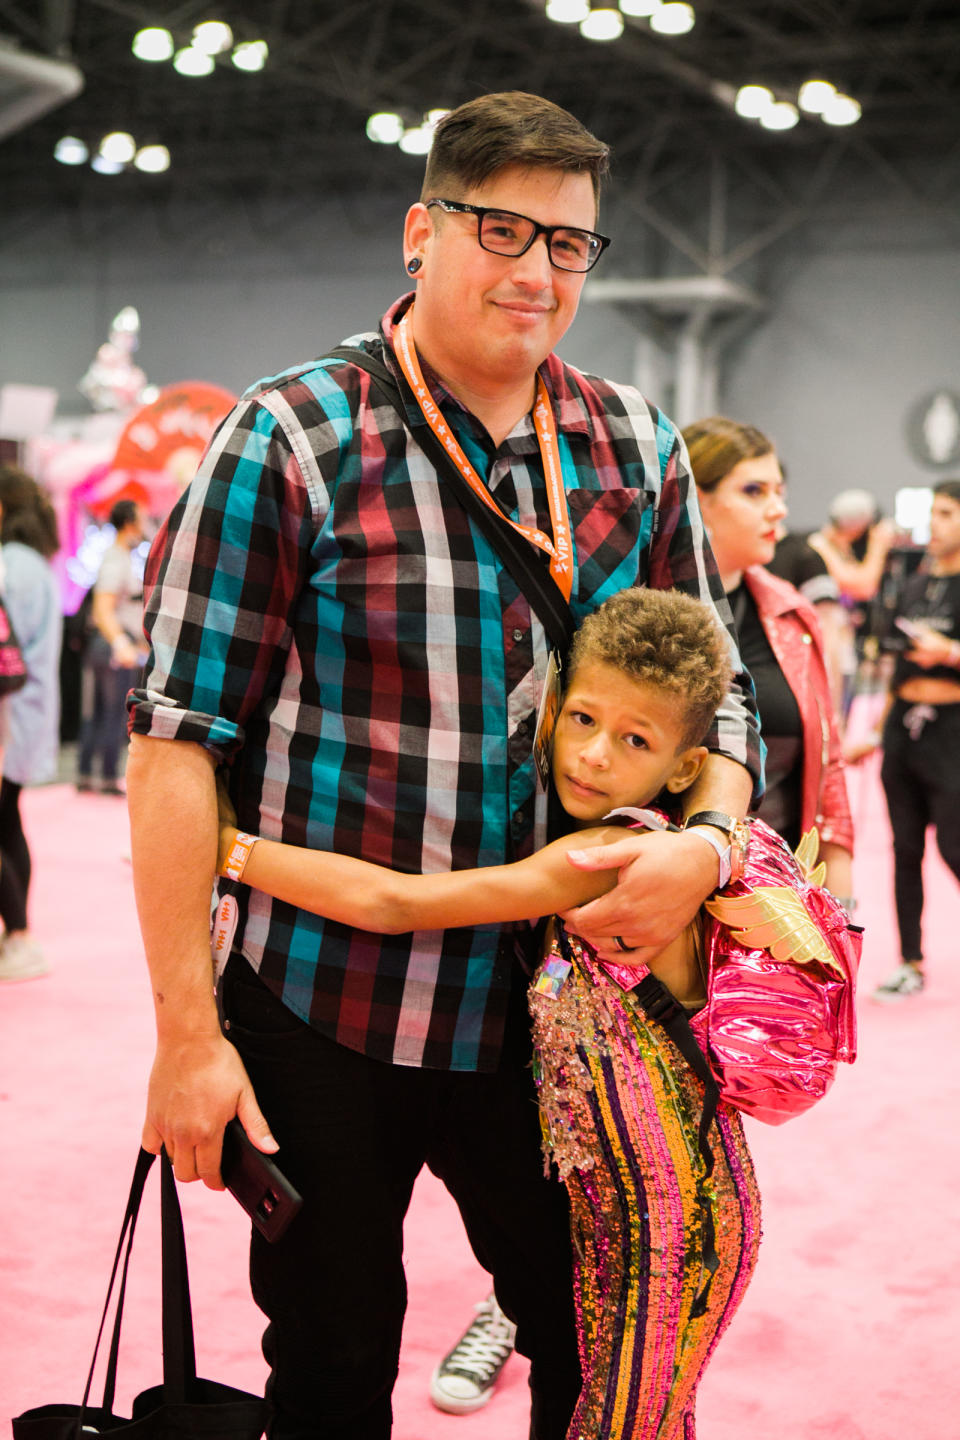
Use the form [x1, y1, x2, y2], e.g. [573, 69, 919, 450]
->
[568, 587, 733, 748]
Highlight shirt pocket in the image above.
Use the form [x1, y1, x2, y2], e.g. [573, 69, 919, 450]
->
[567, 488, 653, 606]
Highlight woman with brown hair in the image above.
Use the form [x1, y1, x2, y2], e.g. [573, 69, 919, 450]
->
[682, 416, 854, 904]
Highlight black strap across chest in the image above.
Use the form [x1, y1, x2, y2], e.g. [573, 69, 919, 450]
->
[326, 345, 577, 655]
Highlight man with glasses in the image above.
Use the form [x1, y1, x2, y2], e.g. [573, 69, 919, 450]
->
[127, 91, 760, 1439]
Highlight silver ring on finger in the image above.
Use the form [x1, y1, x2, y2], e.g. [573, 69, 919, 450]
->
[613, 934, 631, 953]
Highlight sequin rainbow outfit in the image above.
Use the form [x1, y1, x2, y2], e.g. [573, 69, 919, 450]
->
[530, 927, 761, 1440]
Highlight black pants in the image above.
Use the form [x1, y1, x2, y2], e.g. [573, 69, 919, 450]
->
[219, 956, 581, 1440]
[880, 699, 960, 961]
[0, 778, 28, 932]
[77, 636, 138, 782]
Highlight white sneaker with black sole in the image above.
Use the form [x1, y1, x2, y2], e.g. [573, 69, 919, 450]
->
[429, 1292, 517, 1414]
[872, 962, 924, 1002]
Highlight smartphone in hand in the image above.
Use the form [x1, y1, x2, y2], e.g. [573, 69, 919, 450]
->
[221, 1119, 302, 1243]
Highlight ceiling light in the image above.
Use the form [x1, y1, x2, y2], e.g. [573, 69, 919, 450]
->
[99, 130, 136, 163]
[580, 8, 625, 41]
[734, 84, 775, 119]
[821, 93, 862, 126]
[759, 101, 799, 131]
[54, 135, 88, 165]
[173, 46, 216, 76]
[797, 78, 836, 114]
[132, 27, 174, 62]
[399, 125, 433, 155]
[619, 0, 662, 15]
[192, 21, 234, 55]
[91, 154, 124, 175]
[546, 0, 590, 21]
[231, 40, 269, 71]
[134, 144, 171, 173]
[426, 109, 451, 126]
[366, 111, 404, 144]
[649, 2, 695, 34]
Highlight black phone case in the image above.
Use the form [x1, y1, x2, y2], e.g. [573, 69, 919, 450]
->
[221, 1119, 303, 1242]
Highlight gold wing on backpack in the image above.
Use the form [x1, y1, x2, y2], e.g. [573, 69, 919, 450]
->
[793, 828, 827, 888]
[704, 885, 844, 976]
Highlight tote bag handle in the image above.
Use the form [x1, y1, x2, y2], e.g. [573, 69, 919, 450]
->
[78, 1148, 198, 1429]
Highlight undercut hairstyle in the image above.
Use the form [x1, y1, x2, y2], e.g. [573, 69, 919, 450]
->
[0, 466, 59, 558]
[568, 587, 733, 749]
[421, 91, 610, 205]
[934, 479, 960, 506]
[681, 416, 774, 494]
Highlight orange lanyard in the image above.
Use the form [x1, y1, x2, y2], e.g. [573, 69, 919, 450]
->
[393, 307, 573, 601]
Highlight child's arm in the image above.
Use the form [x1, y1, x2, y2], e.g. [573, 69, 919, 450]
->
[218, 822, 627, 934]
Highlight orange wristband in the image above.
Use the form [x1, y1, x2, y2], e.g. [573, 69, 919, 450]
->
[220, 829, 259, 882]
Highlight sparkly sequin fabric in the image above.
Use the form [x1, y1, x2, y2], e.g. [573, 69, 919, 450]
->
[530, 931, 761, 1440]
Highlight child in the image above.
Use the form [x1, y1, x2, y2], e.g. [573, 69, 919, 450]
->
[218, 587, 760, 1440]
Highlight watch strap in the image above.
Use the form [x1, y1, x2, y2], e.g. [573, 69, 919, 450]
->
[683, 810, 739, 836]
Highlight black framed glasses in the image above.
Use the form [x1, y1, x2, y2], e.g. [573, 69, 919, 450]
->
[426, 198, 611, 273]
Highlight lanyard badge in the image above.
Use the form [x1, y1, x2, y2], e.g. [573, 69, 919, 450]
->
[533, 648, 564, 787]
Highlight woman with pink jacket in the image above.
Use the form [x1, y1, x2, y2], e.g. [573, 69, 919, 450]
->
[683, 416, 854, 907]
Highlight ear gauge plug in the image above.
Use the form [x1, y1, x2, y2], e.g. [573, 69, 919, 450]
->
[407, 256, 422, 274]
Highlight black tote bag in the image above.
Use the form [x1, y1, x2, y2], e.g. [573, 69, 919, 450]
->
[12, 1148, 269, 1440]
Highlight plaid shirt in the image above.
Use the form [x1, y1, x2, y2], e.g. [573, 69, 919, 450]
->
[130, 293, 761, 1073]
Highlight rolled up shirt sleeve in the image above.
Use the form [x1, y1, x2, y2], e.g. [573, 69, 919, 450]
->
[127, 395, 317, 756]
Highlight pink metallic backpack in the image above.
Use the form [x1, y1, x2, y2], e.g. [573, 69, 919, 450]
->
[691, 817, 861, 1125]
[603, 811, 861, 1128]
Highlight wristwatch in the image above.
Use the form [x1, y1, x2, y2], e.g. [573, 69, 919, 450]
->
[683, 810, 750, 886]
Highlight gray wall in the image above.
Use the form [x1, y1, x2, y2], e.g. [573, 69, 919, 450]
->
[721, 226, 960, 528]
[1, 196, 956, 530]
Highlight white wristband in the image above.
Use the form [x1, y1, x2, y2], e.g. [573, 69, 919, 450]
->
[685, 825, 732, 888]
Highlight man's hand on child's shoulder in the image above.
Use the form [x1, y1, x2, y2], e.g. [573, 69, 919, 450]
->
[560, 827, 719, 965]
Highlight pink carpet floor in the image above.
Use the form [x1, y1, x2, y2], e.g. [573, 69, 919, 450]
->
[1, 756, 958, 1438]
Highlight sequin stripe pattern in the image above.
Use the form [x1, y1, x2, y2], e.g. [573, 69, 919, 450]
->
[529, 934, 761, 1440]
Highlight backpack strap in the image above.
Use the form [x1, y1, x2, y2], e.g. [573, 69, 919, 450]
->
[325, 345, 577, 656]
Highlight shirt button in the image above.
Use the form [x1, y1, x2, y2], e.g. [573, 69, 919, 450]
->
[513, 809, 525, 827]
[512, 629, 524, 642]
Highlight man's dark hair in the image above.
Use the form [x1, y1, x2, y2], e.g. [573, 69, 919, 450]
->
[0, 465, 59, 558]
[934, 479, 960, 506]
[422, 92, 610, 205]
[109, 498, 140, 532]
